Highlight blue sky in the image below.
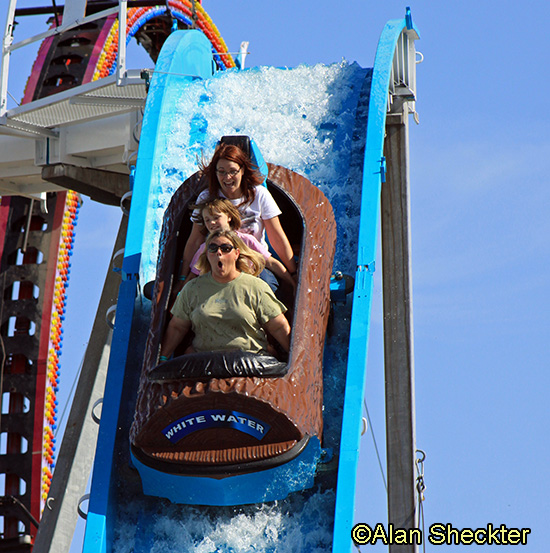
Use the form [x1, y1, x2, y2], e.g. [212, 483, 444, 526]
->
[2, 1, 549, 551]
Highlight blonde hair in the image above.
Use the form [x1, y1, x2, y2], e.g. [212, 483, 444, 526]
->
[196, 230, 265, 276]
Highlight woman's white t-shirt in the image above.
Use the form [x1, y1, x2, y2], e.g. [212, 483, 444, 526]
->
[192, 186, 281, 247]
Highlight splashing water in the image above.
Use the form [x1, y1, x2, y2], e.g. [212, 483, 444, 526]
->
[113, 489, 336, 553]
[139, 60, 369, 284]
[119, 59, 371, 552]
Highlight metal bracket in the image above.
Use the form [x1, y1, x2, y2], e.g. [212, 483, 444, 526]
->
[330, 272, 355, 304]
[105, 305, 117, 329]
[120, 190, 132, 216]
[91, 398, 103, 425]
[357, 261, 376, 273]
[77, 494, 89, 520]
[112, 248, 125, 274]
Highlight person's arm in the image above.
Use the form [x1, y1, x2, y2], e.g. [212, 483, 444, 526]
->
[263, 216, 297, 274]
[159, 316, 191, 359]
[181, 271, 198, 287]
[263, 313, 291, 353]
[171, 223, 203, 298]
[265, 256, 296, 290]
[181, 223, 205, 279]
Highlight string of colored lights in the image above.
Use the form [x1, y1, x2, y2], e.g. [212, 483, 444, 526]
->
[93, 2, 235, 81]
[41, 191, 81, 507]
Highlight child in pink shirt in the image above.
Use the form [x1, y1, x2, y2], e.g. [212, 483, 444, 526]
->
[184, 199, 295, 292]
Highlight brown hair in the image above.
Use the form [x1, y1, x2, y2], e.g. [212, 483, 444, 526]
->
[196, 230, 264, 276]
[197, 198, 242, 230]
[199, 143, 265, 206]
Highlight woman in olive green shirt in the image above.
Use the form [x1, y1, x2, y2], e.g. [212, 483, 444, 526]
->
[160, 230, 291, 358]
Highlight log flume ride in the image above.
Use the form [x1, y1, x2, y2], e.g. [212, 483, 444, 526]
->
[75, 15, 419, 553]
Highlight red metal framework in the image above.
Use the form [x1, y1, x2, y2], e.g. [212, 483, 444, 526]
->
[21, 0, 234, 102]
[0, 192, 80, 549]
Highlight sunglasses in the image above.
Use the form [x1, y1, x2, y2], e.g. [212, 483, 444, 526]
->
[207, 243, 236, 254]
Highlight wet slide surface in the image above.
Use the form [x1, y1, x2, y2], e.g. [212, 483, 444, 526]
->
[84, 30, 374, 553]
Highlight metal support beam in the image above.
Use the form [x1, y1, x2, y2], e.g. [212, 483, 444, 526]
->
[381, 105, 418, 553]
[0, 117, 59, 139]
[117, 0, 128, 86]
[0, 193, 68, 541]
[0, 0, 17, 116]
[41, 164, 130, 206]
[62, 0, 88, 25]
[33, 215, 127, 553]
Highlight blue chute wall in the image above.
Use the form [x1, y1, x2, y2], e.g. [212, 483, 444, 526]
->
[332, 17, 419, 553]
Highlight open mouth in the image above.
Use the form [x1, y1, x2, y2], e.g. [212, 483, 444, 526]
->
[218, 260, 223, 269]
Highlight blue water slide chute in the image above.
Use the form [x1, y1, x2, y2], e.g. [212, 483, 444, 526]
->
[331, 15, 419, 553]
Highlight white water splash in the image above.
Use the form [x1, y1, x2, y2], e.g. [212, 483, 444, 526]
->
[139, 60, 368, 283]
[113, 489, 335, 553]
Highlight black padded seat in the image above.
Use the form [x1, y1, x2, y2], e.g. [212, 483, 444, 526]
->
[148, 350, 288, 381]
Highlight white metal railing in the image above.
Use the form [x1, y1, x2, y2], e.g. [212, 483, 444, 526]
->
[1, 0, 130, 118]
[1, 0, 18, 116]
[387, 26, 420, 114]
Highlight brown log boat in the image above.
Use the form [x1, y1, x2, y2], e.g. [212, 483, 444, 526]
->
[129, 137, 336, 504]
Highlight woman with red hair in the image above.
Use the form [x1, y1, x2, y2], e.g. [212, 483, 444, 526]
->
[180, 142, 297, 283]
